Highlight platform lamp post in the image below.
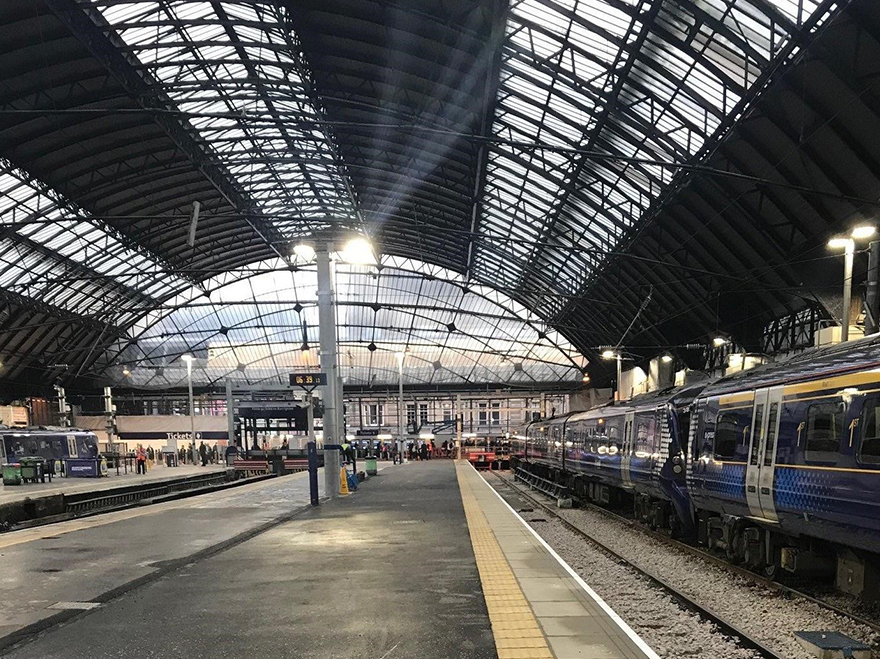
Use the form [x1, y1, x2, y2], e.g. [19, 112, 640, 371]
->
[601, 349, 622, 401]
[181, 354, 196, 465]
[829, 226, 877, 342]
[396, 350, 405, 464]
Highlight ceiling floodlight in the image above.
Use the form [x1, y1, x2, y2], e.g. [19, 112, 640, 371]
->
[293, 243, 315, 261]
[828, 237, 851, 249]
[661, 354, 673, 363]
[340, 237, 375, 264]
[122, 368, 131, 376]
[712, 337, 728, 347]
[851, 226, 876, 240]
[601, 349, 616, 360]
[181, 354, 195, 363]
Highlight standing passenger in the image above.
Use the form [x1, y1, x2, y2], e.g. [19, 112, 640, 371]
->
[135, 445, 147, 475]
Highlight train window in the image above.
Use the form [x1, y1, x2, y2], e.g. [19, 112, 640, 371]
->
[858, 398, 880, 465]
[805, 402, 845, 462]
[749, 404, 764, 466]
[763, 403, 779, 467]
[714, 412, 739, 460]
[678, 411, 691, 453]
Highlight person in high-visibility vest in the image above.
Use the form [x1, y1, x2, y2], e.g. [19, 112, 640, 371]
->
[135, 445, 147, 475]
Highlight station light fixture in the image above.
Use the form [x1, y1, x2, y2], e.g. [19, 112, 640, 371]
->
[293, 243, 315, 261]
[851, 226, 876, 240]
[582, 374, 590, 383]
[712, 337, 728, 347]
[340, 237, 376, 264]
[122, 368, 131, 376]
[181, 354, 195, 364]
[601, 349, 616, 360]
[661, 354, 673, 363]
[828, 226, 875, 342]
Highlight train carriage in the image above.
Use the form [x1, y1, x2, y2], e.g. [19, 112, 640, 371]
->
[1, 429, 100, 465]
[514, 383, 704, 534]
[688, 335, 880, 597]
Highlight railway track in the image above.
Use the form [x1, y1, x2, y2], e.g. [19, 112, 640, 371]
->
[501, 467, 880, 638]
[487, 469, 818, 659]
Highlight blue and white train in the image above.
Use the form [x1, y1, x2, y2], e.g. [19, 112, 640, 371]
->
[512, 335, 880, 599]
[0, 429, 100, 464]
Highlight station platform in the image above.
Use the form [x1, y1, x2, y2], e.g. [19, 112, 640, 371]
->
[0, 463, 227, 506]
[0, 461, 655, 659]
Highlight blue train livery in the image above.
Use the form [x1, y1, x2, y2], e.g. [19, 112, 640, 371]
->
[1, 429, 100, 465]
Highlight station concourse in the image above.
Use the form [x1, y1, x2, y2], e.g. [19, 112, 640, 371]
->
[0, 462, 655, 659]
[1, 2, 879, 658]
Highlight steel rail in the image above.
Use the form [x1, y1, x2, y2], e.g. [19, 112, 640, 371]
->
[505, 467, 880, 637]
[489, 470, 789, 659]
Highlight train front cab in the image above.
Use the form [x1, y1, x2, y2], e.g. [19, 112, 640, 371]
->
[689, 372, 880, 598]
[517, 392, 695, 536]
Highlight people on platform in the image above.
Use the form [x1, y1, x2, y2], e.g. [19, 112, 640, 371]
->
[198, 441, 208, 466]
[135, 445, 147, 474]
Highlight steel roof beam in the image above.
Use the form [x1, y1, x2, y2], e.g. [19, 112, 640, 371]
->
[43, 0, 289, 265]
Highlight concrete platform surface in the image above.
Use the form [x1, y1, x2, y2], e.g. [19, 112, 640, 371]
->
[0, 467, 330, 645]
[0, 463, 227, 506]
[457, 463, 658, 659]
[2, 461, 495, 659]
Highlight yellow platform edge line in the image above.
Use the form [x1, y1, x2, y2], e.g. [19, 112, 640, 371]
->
[455, 462, 555, 659]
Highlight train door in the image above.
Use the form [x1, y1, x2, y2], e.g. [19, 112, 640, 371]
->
[621, 411, 634, 488]
[745, 389, 767, 518]
[756, 387, 782, 520]
[744, 387, 781, 520]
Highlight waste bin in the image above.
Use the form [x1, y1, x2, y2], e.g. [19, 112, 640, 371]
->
[19, 457, 46, 483]
[365, 456, 378, 476]
[2, 463, 23, 486]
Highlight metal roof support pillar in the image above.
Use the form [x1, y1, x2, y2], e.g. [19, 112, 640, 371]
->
[226, 380, 235, 450]
[455, 393, 462, 460]
[867, 241, 880, 335]
[843, 240, 855, 342]
[316, 243, 340, 497]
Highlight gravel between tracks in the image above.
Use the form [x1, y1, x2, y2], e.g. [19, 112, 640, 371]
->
[492, 474, 880, 659]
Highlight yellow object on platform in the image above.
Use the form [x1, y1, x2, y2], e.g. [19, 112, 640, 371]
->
[339, 467, 350, 495]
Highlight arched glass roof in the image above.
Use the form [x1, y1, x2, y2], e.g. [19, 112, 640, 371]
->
[101, 255, 587, 388]
[0, 0, 867, 388]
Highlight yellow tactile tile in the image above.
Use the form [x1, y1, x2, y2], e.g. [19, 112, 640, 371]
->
[456, 462, 555, 659]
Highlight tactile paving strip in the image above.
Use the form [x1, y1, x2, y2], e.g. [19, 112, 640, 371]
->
[457, 464, 555, 659]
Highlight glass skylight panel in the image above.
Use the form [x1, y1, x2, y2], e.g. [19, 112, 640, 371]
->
[95, 1, 356, 235]
[478, 0, 834, 309]
[0, 159, 185, 317]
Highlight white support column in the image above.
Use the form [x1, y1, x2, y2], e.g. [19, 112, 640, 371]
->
[226, 380, 235, 451]
[316, 243, 340, 497]
[103, 386, 116, 451]
[455, 393, 462, 459]
[843, 239, 855, 342]
[55, 385, 68, 427]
